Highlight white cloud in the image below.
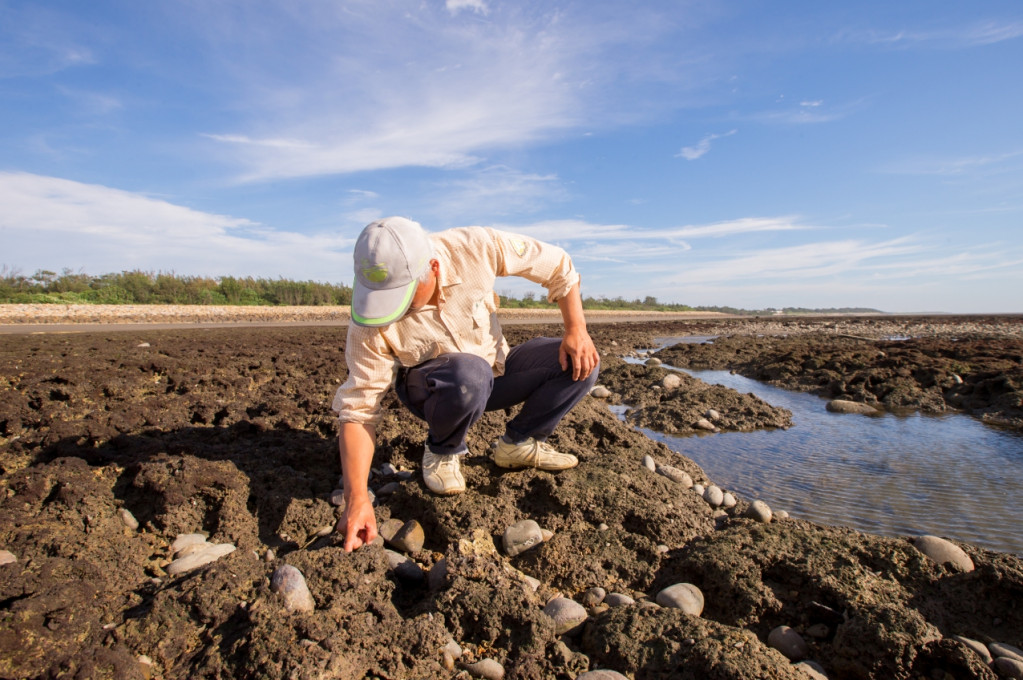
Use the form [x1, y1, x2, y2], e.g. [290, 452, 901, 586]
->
[446, 0, 489, 16]
[504, 216, 809, 243]
[0, 173, 355, 281]
[677, 130, 737, 160]
[836, 20, 1023, 49]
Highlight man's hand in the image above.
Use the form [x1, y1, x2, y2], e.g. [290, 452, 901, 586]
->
[557, 283, 599, 381]
[559, 326, 599, 381]
[336, 495, 378, 552]
[336, 422, 377, 552]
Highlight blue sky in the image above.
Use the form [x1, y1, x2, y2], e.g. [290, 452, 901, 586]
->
[2, 0, 1022, 313]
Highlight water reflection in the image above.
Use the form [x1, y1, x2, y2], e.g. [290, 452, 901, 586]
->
[623, 342, 1023, 556]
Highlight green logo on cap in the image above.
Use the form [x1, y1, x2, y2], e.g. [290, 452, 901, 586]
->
[361, 259, 388, 283]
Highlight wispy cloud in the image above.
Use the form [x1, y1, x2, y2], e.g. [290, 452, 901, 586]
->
[835, 20, 1023, 49]
[677, 130, 737, 160]
[0, 173, 354, 281]
[504, 216, 811, 243]
[880, 150, 1023, 176]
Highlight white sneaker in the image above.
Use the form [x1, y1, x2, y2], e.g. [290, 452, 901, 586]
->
[493, 437, 578, 471]
[422, 448, 465, 495]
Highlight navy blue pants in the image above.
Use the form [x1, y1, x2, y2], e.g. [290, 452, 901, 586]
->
[395, 337, 599, 456]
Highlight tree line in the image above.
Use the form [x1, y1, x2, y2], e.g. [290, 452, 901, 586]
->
[1, 267, 881, 315]
[0, 268, 352, 306]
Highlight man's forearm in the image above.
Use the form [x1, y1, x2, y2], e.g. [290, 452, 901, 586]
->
[557, 283, 587, 331]
[339, 421, 376, 501]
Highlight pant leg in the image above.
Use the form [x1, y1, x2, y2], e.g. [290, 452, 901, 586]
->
[485, 337, 599, 442]
[395, 353, 494, 456]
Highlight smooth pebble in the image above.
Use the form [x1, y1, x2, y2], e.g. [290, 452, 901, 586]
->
[694, 418, 717, 432]
[590, 386, 611, 398]
[993, 658, 1023, 680]
[661, 374, 681, 389]
[645, 357, 662, 367]
[747, 500, 773, 523]
[543, 597, 588, 635]
[166, 543, 236, 575]
[577, 671, 630, 680]
[270, 564, 315, 613]
[703, 485, 724, 507]
[0, 550, 16, 566]
[604, 592, 635, 607]
[655, 583, 704, 616]
[794, 661, 829, 679]
[119, 508, 139, 530]
[692, 484, 705, 496]
[503, 519, 544, 557]
[642, 455, 656, 472]
[951, 635, 991, 663]
[376, 481, 401, 496]
[767, 625, 809, 660]
[384, 549, 424, 582]
[912, 535, 975, 572]
[329, 488, 345, 507]
[721, 492, 737, 509]
[826, 399, 878, 415]
[991, 642, 1023, 662]
[706, 408, 721, 420]
[581, 587, 606, 607]
[465, 658, 505, 680]
[389, 520, 425, 553]
[170, 533, 207, 555]
[655, 465, 693, 487]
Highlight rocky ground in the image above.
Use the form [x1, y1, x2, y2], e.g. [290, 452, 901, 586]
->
[1, 315, 1022, 680]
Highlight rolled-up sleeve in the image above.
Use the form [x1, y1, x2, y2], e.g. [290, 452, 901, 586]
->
[332, 323, 397, 426]
[488, 228, 580, 302]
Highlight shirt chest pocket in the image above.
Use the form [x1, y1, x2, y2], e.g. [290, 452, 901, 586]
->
[395, 341, 441, 367]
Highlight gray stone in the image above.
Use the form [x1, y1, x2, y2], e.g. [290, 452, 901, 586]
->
[775, 509, 790, 520]
[581, 587, 606, 607]
[806, 623, 830, 639]
[993, 657, 1023, 680]
[503, 519, 544, 557]
[655, 465, 693, 487]
[912, 535, 974, 572]
[826, 399, 878, 415]
[721, 492, 737, 509]
[661, 373, 682, 390]
[166, 543, 235, 575]
[329, 488, 345, 506]
[590, 386, 611, 398]
[465, 658, 505, 680]
[428, 558, 448, 590]
[119, 508, 139, 530]
[655, 583, 704, 616]
[0, 550, 16, 566]
[270, 564, 315, 613]
[991, 642, 1023, 662]
[951, 635, 992, 663]
[768, 625, 809, 660]
[694, 418, 717, 432]
[703, 485, 724, 507]
[604, 592, 635, 607]
[577, 671, 630, 680]
[642, 455, 656, 472]
[706, 408, 721, 420]
[376, 481, 401, 496]
[747, 500, 773, 523]
[645, 357, 662, 367]
[384, 549, 424, 583]
[543, 597, 588, 635]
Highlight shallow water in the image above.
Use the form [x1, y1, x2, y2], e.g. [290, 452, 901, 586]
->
[626, 340, 1023, 556]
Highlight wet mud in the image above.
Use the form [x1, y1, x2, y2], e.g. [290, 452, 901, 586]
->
[1, 317, 1021, 679]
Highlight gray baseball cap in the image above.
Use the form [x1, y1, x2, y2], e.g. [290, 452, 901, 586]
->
[351, 217, 433, 327]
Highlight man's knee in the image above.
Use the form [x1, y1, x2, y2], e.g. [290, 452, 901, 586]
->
[435, 353, 493, 408]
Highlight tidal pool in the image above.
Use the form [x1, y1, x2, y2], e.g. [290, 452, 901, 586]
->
[625, 344, 1023, 556]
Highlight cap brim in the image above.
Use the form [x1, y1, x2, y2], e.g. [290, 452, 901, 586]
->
[351, 278, 418, 327]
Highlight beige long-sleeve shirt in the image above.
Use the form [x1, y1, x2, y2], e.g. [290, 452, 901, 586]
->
[332, 226, 580, 426]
